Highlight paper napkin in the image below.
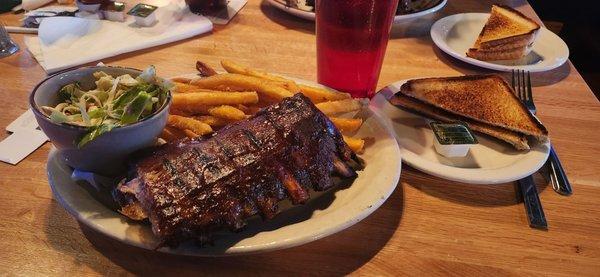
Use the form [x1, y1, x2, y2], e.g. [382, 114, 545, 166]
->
[0, 109, 49, 165]
[24, 2, 213, 73]
[5, 109, 42, 133]
[0, 130, 48, 165]
[22, 0, 54, 11]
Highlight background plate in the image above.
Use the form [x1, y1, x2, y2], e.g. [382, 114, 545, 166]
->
[47, 77, 402, 256]
[370, 79, 550, 184]
[265, 0, 447, 23]
[430, 13, 569, 72]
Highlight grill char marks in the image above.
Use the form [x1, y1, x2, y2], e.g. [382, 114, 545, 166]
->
[115, 94, 362, 246]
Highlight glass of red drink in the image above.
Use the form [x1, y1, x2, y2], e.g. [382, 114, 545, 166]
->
[316, 0, 399, 98]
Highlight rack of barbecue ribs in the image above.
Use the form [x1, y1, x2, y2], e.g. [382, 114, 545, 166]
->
[113, 94, 363, 247]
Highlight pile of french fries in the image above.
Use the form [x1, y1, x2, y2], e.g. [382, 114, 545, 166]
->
[162, 60, 366, 153]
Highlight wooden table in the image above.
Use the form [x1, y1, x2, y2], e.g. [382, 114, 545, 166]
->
[1, 0, 600, 275]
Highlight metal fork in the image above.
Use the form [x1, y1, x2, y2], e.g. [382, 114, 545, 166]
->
[511, 69, 547, 229]
[0, 22, 19, 58]
[512, 70, 573, 196]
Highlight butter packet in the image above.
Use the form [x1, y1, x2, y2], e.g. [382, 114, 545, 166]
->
[127, 3, 158, 27]
[430, 122, 478, 158]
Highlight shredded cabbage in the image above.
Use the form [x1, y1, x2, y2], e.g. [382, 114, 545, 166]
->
[41, 66, 169, 148]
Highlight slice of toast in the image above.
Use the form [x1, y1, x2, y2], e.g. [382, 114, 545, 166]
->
[466, 45, 533, 61]
[389, 93, 530, 150]
[398, 75, 548, 142]
[467, 5, 540, 61]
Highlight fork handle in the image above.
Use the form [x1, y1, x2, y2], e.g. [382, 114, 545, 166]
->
[548, 146, 573, 196]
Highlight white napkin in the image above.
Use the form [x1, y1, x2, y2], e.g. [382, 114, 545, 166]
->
[22, 0, 54, 11]
[0, 130, 48, 165]
[25, 3, 213, 73]
[0, 109, 48, 165]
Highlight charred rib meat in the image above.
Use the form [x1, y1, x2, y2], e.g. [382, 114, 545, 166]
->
[114, 94, 363, 246]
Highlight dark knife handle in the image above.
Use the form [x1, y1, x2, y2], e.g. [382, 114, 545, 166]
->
[548, 146, 573, 196]
[518, 176, 548, 230]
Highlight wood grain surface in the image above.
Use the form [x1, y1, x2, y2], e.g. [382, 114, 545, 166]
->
[1, 0, 599, 275]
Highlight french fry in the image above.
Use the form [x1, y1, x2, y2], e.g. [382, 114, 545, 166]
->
[208, 105, 246, 121]
[170, 77, 193, 84]
[221, 60, 301, 93]
[170, 106, 210, 116]
[190, 73, 294, 100]
[221, 60, 285, 82]
[330, 117, 363, 133]
[182, 129, 199, 138]
[193, 115, 233, 128]
[299, 84, 351, 103]
[263, 79, 300, 94]
[236, 104, 250, 114]
[171, 104, 249, 117]
[343, 136, 365, 153]
[173, 83, 226, 94]
[220, 59, 253, 75]
[245, 105, 262, 115]
[315, 99, 362, 115]
[163, 126, 188, 140]
[160, 127, 179, 142]
[281, 81, 301, 94]
[167, 115, 213, 136]
[257, 94, 282, 106]
[172, 91, 259, 110]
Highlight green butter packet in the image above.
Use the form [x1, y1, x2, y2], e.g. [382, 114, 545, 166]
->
[430, 122, 478, 145]
[127, 3, 158, 18]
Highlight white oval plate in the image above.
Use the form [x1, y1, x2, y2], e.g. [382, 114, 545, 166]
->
[430, 13, 569, 72]
[47, 78, 402, 256]
[265, 0, 447, 23]
[370, 79, 550, 184]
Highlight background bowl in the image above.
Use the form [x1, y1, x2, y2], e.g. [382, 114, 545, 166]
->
[76, 0, 102, 12]
[30, 66, 171, 176]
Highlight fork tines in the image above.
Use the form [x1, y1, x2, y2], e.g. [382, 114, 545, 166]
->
[511, 69, 536, 113]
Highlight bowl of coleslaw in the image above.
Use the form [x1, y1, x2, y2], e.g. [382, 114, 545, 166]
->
[30, 65, 172, 175]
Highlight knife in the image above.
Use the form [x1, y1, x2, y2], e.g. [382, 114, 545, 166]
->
[517, 175, 547, 229]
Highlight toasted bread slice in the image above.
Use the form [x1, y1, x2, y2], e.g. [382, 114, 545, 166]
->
[467, 5, 540, 61]
[398, 75, 548, 142]
[474, 5, 540, 48]
[389, 93, 530, 150]
[466, 45, 533, 61]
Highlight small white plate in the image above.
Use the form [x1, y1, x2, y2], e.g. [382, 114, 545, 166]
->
[265, 0, 447, 23]
[370, 80, 550, 184]
[430, 13, 569, 72]
[47, 77, 402, 256]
